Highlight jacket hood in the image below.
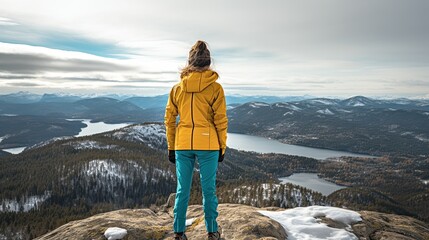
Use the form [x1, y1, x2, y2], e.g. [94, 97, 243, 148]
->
[180, 70, 219, 93]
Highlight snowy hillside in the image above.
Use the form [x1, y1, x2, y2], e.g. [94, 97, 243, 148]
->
[222, 183, 328, 208]
[0, 191, 51, 212]
[23, 122, 167, 152]
[65, 140, 120, 150]
[107, 123, 167, 150]
[80, 159, 174, 185]
[25, 136, 73, 151]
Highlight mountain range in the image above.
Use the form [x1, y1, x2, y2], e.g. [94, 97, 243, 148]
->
[0, 91, 316, 106]
[227, 96, 429, 156]
[2, 93, 429, 156]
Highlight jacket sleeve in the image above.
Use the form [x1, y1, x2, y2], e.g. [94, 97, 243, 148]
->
[212, 84, 228, 155]
[164, 86, 178, 150]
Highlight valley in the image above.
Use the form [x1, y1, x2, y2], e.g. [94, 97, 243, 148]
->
[0, 93, 428, 239]
[0, 122, 427, 239]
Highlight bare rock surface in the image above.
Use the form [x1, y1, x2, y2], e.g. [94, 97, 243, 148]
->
[35, 202, 286, 240]
[35, 194, 429, 240]
[352, 210, 429, 240]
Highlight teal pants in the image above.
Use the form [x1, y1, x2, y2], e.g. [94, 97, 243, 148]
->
[173, 150, 219, 233]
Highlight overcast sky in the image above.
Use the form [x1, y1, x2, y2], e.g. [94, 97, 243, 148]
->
[0, 0, 428, 98]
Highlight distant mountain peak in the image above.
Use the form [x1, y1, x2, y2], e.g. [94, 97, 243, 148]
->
[341, 95, 374, 107]
[248, 102, 270, 108]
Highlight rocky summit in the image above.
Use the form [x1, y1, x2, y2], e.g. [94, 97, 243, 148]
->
[35, 203, 286, 240]
[35, 194, 429, 240]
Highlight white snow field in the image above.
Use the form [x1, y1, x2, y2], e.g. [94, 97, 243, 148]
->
[258, 205, 362, 240]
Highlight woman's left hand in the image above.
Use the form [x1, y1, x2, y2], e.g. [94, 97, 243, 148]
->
[218, 149, 225, 162]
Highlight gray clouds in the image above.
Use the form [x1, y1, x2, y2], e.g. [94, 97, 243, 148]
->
[0, 0, 429, 97]
[0, 17, 17, 26]
[0, 53, 134, 74]
[6, 82, 41, 87]
[0, 74, 36, 79]
[47, 77, 177, 84]
[0, 42, 179, 92]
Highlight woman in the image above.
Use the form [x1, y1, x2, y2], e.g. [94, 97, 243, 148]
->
[164, 40, 228, 240]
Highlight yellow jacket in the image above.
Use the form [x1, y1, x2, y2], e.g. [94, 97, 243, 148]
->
[164, 70, 228, 155]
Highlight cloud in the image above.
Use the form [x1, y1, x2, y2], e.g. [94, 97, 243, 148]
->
[0, 1, 429, 97]
[224, 86, 310, 92]
[0, 42, 181, 93]
[117, 40, 189, 58]
[46, 76, 177, 84]
[0, 17, 18, 26]
[0, 53, 134, 74]
[46, 77, 120, 83]
[0, 43, 135, 74]
[5, 81, 42, 87]
[112, 84, 170, 90]
[0, 74, 36, 79]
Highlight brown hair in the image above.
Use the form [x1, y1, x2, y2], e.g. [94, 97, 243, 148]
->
[180, 40, 212, 78]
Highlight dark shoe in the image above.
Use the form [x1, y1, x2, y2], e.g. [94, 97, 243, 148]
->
[208, 231, 221, 240]
[174, 232, 187, 240]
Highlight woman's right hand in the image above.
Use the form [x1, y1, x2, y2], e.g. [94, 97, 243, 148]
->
[168, 150, 176, 164]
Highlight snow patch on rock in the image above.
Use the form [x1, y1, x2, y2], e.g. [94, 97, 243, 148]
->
[317, 108, 334, 115]
[259, 205, 362, 240]
[186, 217, 197, 226]
[104, 227, 127, 240]
[0, 134, 11, 144]
[289, 104, 302, 111]
[415, 134, 429, 142]
[337, 109, 352, 113]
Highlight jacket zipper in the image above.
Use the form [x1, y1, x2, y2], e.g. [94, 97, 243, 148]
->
[191, 92, 194, 150]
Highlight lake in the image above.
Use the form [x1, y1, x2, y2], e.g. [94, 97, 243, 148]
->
[226, 133, 365, 195]
[66, 119, 131, 137]
[2, 119, 132, 154]
[279, 173, 346, 196]
[227, 132, 376, 160]
[4, 121, 377, 163]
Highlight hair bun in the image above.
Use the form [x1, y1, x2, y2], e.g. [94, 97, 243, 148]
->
[196, 40, 207, 51]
